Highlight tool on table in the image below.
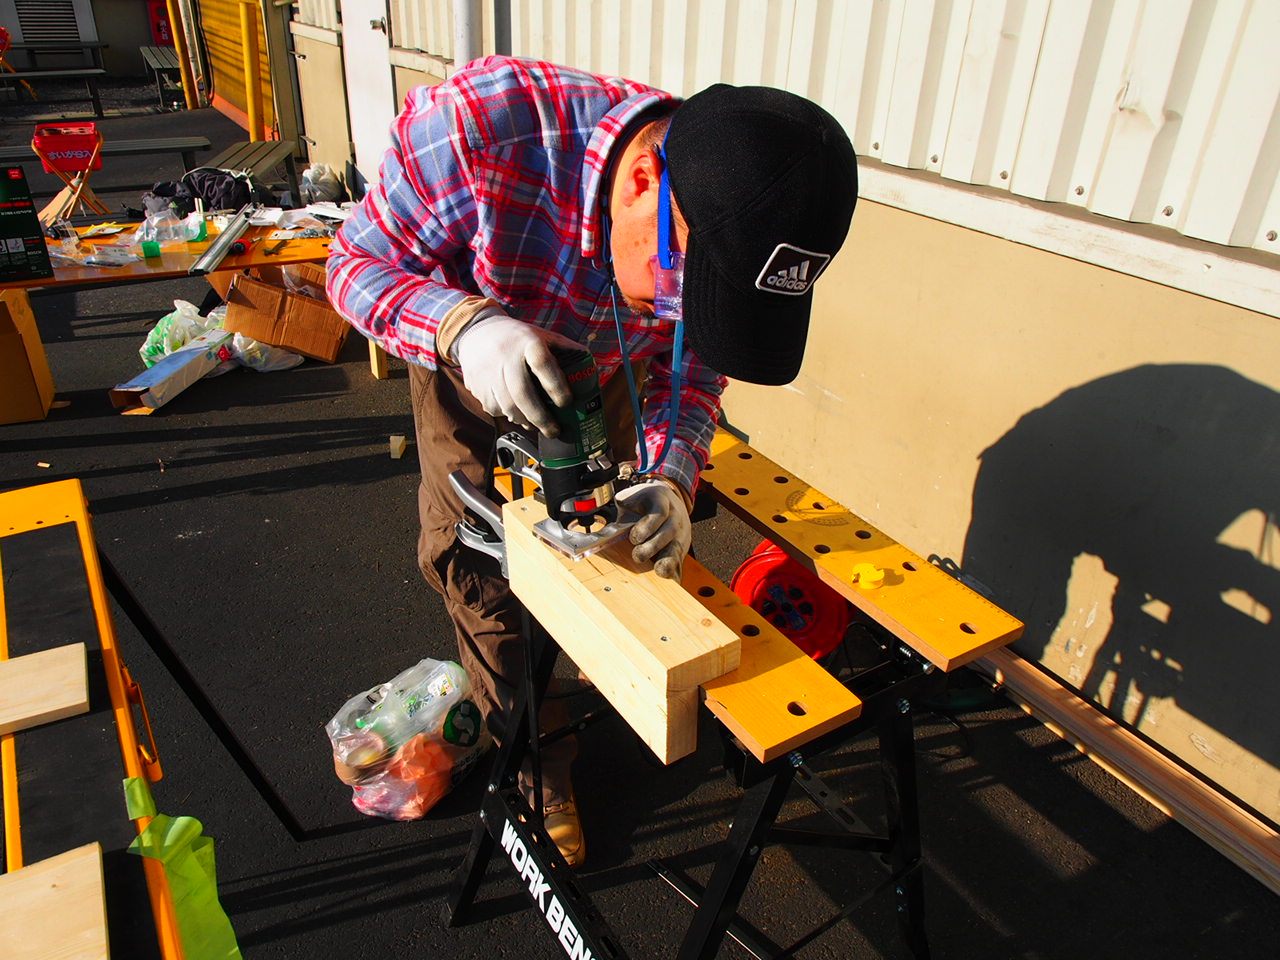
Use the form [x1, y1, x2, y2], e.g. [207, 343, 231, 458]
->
[187, 202, 259, 276]
[263, 238, 288, 256]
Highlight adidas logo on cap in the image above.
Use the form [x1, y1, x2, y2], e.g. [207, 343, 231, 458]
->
[754, 243, 832, 296]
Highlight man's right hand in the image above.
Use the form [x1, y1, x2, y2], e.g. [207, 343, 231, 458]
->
[453, 315, 579, 437]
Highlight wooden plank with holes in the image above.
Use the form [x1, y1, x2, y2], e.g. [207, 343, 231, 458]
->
[682, 561, 862, 762]
[0, 643, 89, 735]
[0, 842, 109, 960]
[503, 496, 741, 762]
[701, 429, 1024, 670]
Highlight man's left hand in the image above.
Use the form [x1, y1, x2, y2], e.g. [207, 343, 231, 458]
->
[615, 479, 692, 580]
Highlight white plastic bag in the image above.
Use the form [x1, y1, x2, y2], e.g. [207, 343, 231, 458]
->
[230, 333, 303, 373]
[133, 211, 187, 246]
[299, 163, 341, 203]
[326, 659, 490, 820]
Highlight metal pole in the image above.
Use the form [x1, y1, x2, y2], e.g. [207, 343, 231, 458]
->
[240, 1, 264, 141]
[493, 0, 512, 55]
[164, 0, 199, 110]
[453, 0, 483, 68]
[188, 203, 259, 276]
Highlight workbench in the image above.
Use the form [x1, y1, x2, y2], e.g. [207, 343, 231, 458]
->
[443, 428, 1024, 958]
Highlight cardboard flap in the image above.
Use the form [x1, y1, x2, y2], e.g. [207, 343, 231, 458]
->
[227, 275, 288, 316]
[224, 273, 349, 363]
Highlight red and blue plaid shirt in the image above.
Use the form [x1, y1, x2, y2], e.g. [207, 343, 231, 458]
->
[327, 56, 725, 495]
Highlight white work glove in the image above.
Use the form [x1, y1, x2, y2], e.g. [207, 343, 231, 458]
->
[453, 315, 579, 438]
[616, 479, 692, 580]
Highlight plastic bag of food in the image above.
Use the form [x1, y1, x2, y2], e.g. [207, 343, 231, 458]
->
[140, 300, 212, 367]
[326, 659, 490, 820]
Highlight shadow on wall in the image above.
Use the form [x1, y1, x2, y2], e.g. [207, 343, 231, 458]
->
[961, 364, 1279, 779]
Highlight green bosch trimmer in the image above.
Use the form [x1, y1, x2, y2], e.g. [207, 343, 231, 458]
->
[492, 345, 638, 560]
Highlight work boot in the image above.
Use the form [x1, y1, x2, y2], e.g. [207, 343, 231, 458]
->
[543, 795, 585, 867]
[520, 770, 585, 867]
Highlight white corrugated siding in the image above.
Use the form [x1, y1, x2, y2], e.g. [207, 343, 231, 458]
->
[391, 0, 453, 57]
[385, 0, 1279, 256]
[295, 0, 342, 31]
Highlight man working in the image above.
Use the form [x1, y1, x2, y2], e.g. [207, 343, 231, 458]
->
[327, 56, 857, 866]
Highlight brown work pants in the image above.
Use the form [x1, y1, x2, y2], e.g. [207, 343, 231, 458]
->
[408, 361, 641, 805]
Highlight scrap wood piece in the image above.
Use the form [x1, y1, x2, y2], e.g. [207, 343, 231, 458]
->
[503, 496, 740, 763]
[0, 643, 89, 735]
[702, 429, 1024, 670]
[0, 842, 108, 960]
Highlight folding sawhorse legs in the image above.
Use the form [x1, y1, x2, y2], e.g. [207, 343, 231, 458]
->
[443, 607, 942, 959]
[656, 647, 939, 960]
[444, 609, 630, 958]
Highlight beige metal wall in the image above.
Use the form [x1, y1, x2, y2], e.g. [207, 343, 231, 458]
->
[290, 21, 352, 173]
[726, 196, 1280, 824]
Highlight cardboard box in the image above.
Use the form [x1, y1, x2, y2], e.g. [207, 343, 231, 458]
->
[108, 329, 233, 415]
[0, 289, 56, 425]
[223, 271, 349, 363]
[208, 261, 330, 308]
[205, 267, 243, 301]
[0, 166, 54, 283]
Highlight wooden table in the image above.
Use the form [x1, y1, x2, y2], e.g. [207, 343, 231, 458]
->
[0, 223, 332, 291]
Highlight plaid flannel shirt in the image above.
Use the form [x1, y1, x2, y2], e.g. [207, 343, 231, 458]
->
[327, 56, 726, 496]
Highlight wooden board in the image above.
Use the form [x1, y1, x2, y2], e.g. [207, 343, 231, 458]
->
[978, 647, 1280, 895]
[683, 560, 862, 762]
[503, 497, 741, 762]
[0, 643, 89, 735]
[702, 429, 1024, 670]
[0, 842, 109, 959]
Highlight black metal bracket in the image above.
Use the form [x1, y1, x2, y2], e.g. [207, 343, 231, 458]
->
[441, 573, 940, 959]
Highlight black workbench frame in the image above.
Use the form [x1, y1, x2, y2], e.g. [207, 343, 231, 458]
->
[442, 605, 943, 959]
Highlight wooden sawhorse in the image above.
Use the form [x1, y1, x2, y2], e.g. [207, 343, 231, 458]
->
[441, 430, 1024, 957]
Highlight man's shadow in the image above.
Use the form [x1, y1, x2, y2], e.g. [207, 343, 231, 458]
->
[962, 364, 1279, 783]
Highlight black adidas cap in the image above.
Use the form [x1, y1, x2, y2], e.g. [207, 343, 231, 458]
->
[665, 84, 857, 385]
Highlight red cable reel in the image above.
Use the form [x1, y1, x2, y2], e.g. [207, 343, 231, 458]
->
[730, 540, 851, 660]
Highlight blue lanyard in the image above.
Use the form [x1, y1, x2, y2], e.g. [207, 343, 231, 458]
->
[608, 285, 683, 476]
[604, 128, 683, 475]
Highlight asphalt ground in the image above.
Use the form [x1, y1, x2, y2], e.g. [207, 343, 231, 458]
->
[2, 80, 1277, 959]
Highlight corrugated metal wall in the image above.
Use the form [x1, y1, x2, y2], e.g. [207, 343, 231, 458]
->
[200, 0, 277, 130]
[295, 0, 341, 31]
[387, 0, 1279, 257]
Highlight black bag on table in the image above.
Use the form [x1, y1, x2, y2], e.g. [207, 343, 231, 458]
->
[142, 167, 270, 217]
